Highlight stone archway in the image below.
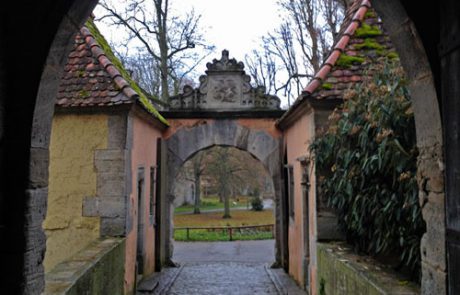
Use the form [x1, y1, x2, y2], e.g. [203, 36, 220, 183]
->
[0, 1, 458, 294]
[373, 1, 446, 294]
[0, 1, 98, 293]
[163, 119, 284, 266]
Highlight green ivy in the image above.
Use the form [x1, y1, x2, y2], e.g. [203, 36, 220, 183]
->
[310, 58, 425, 282]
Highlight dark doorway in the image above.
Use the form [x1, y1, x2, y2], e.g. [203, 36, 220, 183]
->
[136, 168, 145, 275]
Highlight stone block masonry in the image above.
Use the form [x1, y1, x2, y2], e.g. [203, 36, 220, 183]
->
[317, 242, 420, 295]
[44, 238, 125, 295]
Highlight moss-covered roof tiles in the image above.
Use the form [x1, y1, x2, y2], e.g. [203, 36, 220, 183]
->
[56, 19, 168, 126]
[277, 0, 399, 128]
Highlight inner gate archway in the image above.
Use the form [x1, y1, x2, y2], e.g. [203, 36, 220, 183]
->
[158, 50, 286, 267]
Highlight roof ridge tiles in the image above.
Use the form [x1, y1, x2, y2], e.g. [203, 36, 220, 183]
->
[79, 24, 142, 103]
[302, 0, 370, 95]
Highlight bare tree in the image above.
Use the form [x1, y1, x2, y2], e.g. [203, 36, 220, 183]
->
[245, 48, 279, 95]
[96, 0, 213, 102]
[206, 147, 250, 219]
[246, 0, 346, 105]
[177, 151, 206, 214]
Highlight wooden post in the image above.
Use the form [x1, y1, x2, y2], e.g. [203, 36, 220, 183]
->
[186, 228, 190, 240]
[229, 227, 233, 241]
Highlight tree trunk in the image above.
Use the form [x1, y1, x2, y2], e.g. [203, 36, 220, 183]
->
[222, 187, 231, 219]
[156, 0, 170, 103]
[193, 176, 201, 214]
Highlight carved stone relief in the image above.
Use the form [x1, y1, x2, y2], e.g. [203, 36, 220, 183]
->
[169, 50, 280, 110]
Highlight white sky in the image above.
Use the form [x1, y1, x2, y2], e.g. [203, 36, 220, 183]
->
[172, 0, 283, 72]
[94, 0, 289, 106]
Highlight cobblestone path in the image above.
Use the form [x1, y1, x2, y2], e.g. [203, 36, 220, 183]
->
[166, 262, 279, 295]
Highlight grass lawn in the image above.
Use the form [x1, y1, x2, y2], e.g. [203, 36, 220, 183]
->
[174, 196, 251, 214]
[173, 209, 275, 242]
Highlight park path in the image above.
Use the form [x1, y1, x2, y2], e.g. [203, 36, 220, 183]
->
[137, 240, 307, 295]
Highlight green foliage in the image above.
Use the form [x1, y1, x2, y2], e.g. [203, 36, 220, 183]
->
[174, 228, 273, 242]
[251, 196, 264, 211]
[310, 59, 425, 281]
[336, 54, 365, 68]
[355, 23, 382, 38]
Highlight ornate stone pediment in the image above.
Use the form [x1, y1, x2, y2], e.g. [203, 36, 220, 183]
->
[169, 50, 281, 111]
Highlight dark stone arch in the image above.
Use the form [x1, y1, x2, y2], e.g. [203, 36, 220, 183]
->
[373, 1, 446, 294]
[0, 1, 98, 293]
[164, 120, 283, 265]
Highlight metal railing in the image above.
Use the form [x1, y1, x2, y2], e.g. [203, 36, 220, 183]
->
[173, 224, 274, 241]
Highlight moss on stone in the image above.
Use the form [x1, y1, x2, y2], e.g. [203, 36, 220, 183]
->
[336, 54, 365, 68]
[364, 11, 376, 18]
[354, 38, 385, 51]
[322, 83, 333, 90]
[77, 69, 85, 78]
[78, 89, 90, 98]
[387, 51, 399, 59]
[355, 23, 382, 38]
[85, 19, 169, 126]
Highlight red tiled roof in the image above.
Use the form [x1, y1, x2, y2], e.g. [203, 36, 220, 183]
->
[57, 27, 133, 108]
[56, 20, 168, 126]
[277, 0, 397, 128]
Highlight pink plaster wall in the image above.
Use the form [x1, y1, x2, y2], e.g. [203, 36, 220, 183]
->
[125, 114, 162, 293]
[284, 110, 316, 292]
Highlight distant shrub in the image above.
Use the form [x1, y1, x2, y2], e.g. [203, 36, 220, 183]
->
[251, 196, 264, 211]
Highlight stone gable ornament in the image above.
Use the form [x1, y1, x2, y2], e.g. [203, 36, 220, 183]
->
[169, 50, 281, 110]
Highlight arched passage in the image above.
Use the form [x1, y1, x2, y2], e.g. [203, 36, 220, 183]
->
[372, 1, 446, 293]
[0, 1, 458, 294]
[0, 1, 98, 292]
[163, 119, 284, 266]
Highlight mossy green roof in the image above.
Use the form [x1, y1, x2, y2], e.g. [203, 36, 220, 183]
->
[84, 19, 168, 126]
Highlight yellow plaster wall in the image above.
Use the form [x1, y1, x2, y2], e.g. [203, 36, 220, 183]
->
[43, 114, 108, 272]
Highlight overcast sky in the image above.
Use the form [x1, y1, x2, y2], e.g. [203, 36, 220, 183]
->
[172, 0, 283, 71]
[94, 0, 289, 106]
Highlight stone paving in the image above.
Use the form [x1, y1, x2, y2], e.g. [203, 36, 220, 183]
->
[138, 240, 307, 295]
[166, 262, 279, 295]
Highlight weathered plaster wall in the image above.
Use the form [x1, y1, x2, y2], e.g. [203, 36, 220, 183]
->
[124, 113, 161, 293]
[43, 114, 108, 272]
[284, 111, 315, 289]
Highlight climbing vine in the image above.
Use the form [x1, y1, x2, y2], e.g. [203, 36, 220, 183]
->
[310, 58, 425, 280]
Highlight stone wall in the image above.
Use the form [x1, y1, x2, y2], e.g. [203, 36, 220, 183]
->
[317, 242, 420, 295]
[44, 114, 108, 271]
[371, 1, 446, 293]
[44, 238, 125, 295]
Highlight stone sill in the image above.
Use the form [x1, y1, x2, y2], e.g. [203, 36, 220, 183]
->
[44, 237, 125, 294]
[317, 242, 420, 295]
